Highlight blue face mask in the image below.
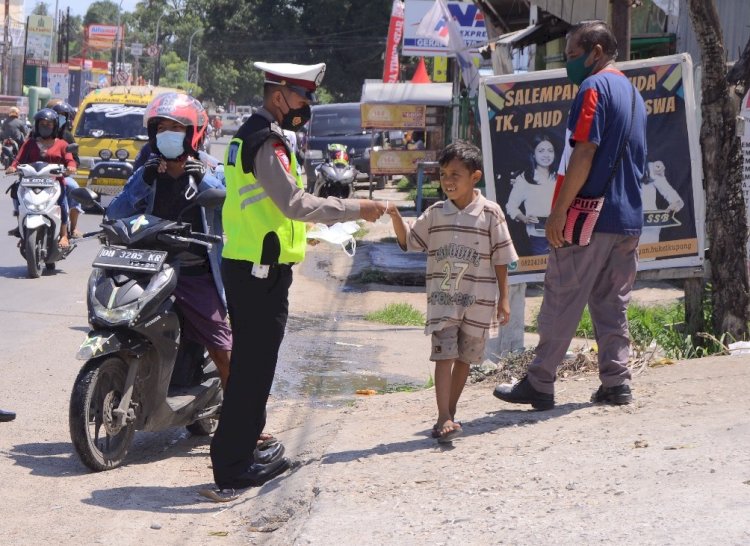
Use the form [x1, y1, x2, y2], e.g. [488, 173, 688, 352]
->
[57, 115, 67, 129]
[156, 130, 185, 159]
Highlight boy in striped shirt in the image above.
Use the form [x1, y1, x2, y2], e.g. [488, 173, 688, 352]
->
[387, 141, 518, 442]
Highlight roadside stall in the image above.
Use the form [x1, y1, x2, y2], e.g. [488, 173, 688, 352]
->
[360, 81, 452, 203]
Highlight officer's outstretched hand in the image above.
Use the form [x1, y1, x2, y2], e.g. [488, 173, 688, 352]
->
[357, 199, 387, 222]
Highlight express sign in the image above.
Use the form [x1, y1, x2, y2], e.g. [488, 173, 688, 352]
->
[402, 0, 486, 57]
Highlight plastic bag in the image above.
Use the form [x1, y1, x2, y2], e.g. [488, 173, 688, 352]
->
[306, 221, 359, 257]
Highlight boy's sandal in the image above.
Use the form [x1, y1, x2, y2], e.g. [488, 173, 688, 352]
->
[437, 422, 463, 444]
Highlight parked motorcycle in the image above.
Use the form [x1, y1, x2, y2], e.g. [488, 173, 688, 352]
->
[67, 187, 282, 472]
[312, 143, 357, 199]
[11, 161, 75, 278]
[1, 137, 19, 168]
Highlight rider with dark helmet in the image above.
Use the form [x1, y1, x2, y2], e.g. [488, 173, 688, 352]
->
[107, 92, 233, 391]
[5, 108, 77, 245]
[49, 101, 83, 236]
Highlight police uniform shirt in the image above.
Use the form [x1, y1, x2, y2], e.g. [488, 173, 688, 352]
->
[251, 108, 361, 224]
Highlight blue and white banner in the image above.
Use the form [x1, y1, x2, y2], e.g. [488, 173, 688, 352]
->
[403, 0, 487, 56]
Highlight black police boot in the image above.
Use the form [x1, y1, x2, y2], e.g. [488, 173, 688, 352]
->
[216, 457, 291, 491]
[253, 441, 284, 465]
[493, 375, 555, 410]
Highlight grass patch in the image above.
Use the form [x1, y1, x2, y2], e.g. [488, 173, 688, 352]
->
[364, 302, 425, 326]
[407, 183, 441, 202]
[395, 177, 413, 191]
[530, 300, 728, 360]
[353, 225, 368, 240]
[379, 383, 421, 394]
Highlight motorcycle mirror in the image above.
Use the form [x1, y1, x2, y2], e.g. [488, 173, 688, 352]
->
[70, 187, 98, 206]
[177, 188, 226, 221]
[66, 143, 79, 154]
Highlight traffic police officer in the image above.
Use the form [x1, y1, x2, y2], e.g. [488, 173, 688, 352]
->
[210, 61, 386, 490]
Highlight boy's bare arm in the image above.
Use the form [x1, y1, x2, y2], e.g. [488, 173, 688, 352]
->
[494, 264, 510, 325]
[386, 204, 408, 249]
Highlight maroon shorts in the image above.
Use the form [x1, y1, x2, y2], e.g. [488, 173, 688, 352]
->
[172, 273, 233, 351]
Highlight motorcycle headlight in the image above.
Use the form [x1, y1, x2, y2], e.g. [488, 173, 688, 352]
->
[20, 186, 56, 211]
[89, 266, 175, 326]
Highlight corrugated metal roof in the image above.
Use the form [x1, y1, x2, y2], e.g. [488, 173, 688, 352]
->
[671, 0, 750, 64]
[482, 0, 608, 25]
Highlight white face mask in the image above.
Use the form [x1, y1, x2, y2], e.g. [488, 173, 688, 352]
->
[156, 130, 185, 159]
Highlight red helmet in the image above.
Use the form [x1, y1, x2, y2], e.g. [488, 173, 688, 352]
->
[143, 92, 208, 157]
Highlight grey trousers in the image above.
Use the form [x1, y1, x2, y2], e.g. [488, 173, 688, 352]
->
[527, 232, 639, 394]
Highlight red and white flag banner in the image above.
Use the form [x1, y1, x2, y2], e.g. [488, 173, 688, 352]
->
[382, 0, 405, 83]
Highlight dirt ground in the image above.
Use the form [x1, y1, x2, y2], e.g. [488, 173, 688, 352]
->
[2, 219, 749, 545]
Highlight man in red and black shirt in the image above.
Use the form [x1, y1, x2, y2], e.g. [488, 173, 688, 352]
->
[494, 20, 647, 410]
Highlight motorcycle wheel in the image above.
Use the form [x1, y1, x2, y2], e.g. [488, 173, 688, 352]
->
[69, 356, 136, 471]
[24, 227, 45, 278]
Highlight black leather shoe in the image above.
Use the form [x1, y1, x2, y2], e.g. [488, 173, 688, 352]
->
[0, 409, 16, 422]
[493, 375, 554, 410]
[254, 441, 284, 465]
[591, 384, 632, 405]
[216, 457, 291, 490]
[7, 227, 19, 238]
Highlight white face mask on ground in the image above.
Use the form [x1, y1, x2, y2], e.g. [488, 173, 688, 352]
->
[156, 130, 185, 159]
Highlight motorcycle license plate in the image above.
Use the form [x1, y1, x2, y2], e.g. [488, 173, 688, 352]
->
[93, 246, 167, 273]
[91, 177, 127, 186]
[21, 178, 56, 187]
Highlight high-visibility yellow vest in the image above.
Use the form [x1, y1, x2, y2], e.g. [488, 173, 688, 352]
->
[222, 115, 306, 264]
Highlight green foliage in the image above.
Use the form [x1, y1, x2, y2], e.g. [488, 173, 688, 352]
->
[32, 2, 50, 16]
[396, 177, 413, 191]
[364, 303, 425, 326]
[558, 301, 729, 360]
[83, 1, 121, 26]
[407, 183, 441, 201]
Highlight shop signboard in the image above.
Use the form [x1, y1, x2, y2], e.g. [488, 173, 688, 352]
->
[361, 104, 426, 129]
[370, 149, 436, 175]
[402, 0, 486, 57]
[479, 54, 705, 283]
[25, 15, 54, 67]
[48, 63, 70, 100]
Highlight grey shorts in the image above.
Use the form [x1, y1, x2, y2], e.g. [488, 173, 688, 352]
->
[430, 325, 486, 365]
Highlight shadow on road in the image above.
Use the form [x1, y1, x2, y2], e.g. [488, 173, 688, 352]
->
[320, 402, 590, 465]
[8, 432, 214, 478]
[0, 265, 30, 279]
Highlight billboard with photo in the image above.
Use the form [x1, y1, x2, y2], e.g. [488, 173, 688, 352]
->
[479, 54, 705, 283]
[25, 15, 54, 67]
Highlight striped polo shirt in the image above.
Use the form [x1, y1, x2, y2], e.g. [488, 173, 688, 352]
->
[402, 190, 518, 338]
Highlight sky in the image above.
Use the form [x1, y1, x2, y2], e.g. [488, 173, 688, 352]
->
[26, 0, 142, 18]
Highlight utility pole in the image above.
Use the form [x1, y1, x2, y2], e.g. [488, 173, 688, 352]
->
[65, 7, 69, 63]
[610, 0, 631, 61]
[3, 0, 9, 94]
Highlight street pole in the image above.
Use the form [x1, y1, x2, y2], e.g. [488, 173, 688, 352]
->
[153, 11, 167, 85]
[3, 0, 9, 94]
[114, 0, 123, 83]
[186, 29, 200, 82]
